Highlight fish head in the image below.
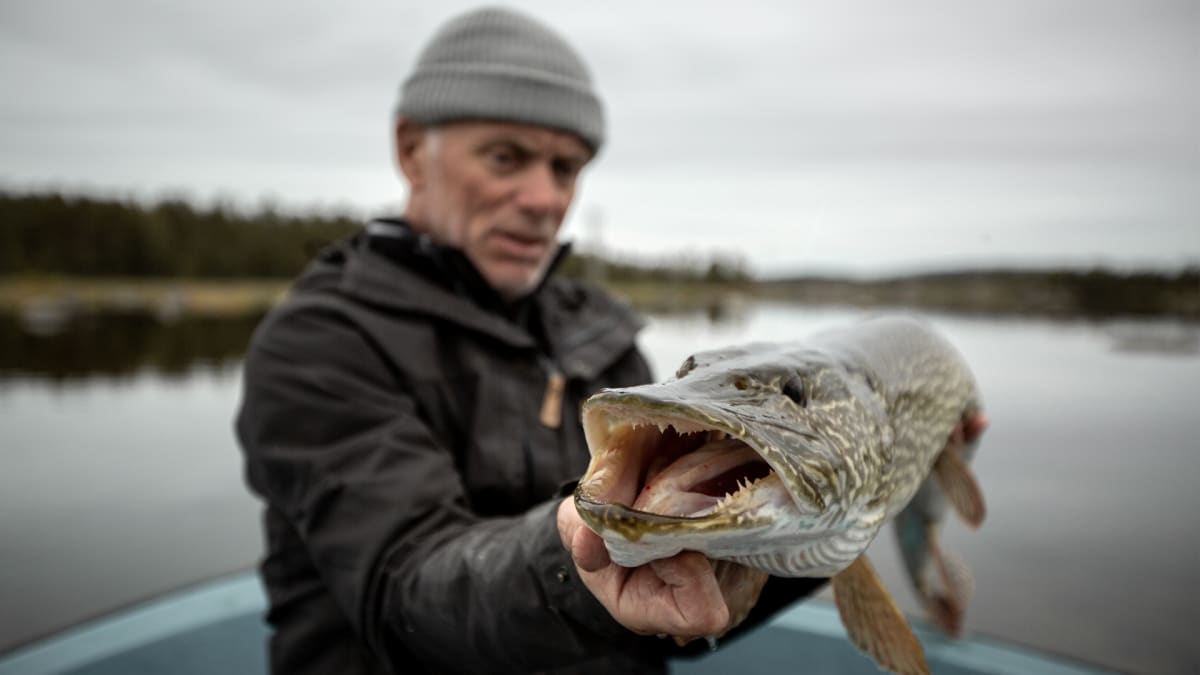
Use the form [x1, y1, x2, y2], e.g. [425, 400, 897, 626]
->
[576, 343, 894, 572]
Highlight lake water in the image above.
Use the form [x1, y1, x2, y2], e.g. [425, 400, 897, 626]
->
[2, 303, 1198, 674]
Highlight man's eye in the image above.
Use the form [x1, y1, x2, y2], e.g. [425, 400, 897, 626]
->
[486, 148, 518, 171]
[552, 160, 580, 183]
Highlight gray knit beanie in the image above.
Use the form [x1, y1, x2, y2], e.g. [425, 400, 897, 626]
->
[396, 7, 605, 152]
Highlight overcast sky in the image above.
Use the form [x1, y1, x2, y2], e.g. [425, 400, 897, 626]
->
[1, 0, 1197, 275]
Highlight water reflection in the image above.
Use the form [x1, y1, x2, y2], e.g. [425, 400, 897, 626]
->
[1102, 320, 1200, 355]
[0, 311, 265, 380]
[629, 293, 753, 328]
[0, 302, 756, 380]
[4, 304, 1198, 383]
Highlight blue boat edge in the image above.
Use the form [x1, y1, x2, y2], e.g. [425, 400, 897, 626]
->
[0, 570, 1116, 675]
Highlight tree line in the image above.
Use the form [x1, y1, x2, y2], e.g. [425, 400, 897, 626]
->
[763, 267, 1200, 317]
[0, 192, 360, 278]
[0, 191, 749, 283]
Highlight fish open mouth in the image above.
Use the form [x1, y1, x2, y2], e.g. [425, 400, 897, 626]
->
[576, 401, 787, 527]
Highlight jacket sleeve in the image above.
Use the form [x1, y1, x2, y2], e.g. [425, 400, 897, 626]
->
[236, 301, 660, 673]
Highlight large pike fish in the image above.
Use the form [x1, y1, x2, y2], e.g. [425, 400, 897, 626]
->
[575, 316, 986, 675]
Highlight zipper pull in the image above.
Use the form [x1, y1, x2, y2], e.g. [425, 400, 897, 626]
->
[539, 368, 566, 429]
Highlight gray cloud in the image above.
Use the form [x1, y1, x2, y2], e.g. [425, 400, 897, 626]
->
[1, 0, 1196, 272]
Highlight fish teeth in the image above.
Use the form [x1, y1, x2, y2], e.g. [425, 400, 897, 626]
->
[716, 491, 735, 510]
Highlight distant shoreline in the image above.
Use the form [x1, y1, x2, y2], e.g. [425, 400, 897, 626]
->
[0, 279, 287, 332]
[753, 267, 1199, 319]
[1, 269, 1196, 321]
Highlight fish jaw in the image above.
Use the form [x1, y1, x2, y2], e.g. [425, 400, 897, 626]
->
[578, 381, 835, 509]
[575, 384, 880, 574]
[575, 398, 802, 567]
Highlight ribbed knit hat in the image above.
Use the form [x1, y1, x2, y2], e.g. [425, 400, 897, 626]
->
[396, 7, 605, 152]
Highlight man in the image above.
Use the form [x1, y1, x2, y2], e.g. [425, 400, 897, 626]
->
[236, 7, 982, 674]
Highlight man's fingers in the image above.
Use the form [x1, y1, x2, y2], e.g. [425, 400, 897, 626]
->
[559, 497, 735, 638]
[947, 413, 988, 453]
[648, 551, 712, 588]
[557, 497, 611, 572]
[648, 552, 729, 636]
[571, 525, 611, 572]
[555, 496, 578, 549]
[556, 497, 612, 572]
[964, 413, 989, 442]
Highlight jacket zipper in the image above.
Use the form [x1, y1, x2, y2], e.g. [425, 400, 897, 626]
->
[537, 355, 565, 429]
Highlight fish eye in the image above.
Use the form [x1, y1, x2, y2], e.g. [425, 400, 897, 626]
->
[675, 355, 697, 379]
[782, 376, 808, 407]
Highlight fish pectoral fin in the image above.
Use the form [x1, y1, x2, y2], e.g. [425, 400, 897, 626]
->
[924, 525, 974, 638]
[832, 556, 930, 675]
[933, 444, 986, 528]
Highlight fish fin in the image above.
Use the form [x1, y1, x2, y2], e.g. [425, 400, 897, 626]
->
[832, 556, 930, 675]
[933, 444, 986, 528]
[924, 526, 974, 637]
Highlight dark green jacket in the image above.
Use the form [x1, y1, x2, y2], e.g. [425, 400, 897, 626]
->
[236, 226, 821, 674]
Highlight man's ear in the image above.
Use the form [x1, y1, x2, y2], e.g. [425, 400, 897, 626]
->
[394, 117, 428, 188]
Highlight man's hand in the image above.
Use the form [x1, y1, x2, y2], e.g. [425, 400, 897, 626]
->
[556, 497, 730, 639]
[959, 412, 988, 447]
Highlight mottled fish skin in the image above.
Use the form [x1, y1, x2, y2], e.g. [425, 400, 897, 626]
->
[575, 315, 982, 580]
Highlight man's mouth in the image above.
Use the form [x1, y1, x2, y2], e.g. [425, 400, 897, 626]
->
[491, 230, 550, 261]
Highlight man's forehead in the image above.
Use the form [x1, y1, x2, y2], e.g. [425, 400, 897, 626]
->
[441, 120, 592, 159]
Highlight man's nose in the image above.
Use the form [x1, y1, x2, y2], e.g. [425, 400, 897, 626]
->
[515, 164, 566, 215]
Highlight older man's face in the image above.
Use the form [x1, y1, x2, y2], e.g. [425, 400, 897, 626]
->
[399, 120, 592, 301]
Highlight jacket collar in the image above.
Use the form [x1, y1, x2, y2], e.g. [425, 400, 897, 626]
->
[361, 218, 571, 325]
[339, 238, 535, 349]
[318, 222, 643, 379]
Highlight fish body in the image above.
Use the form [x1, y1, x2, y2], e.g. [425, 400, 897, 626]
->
[575, 316, 986, 674]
